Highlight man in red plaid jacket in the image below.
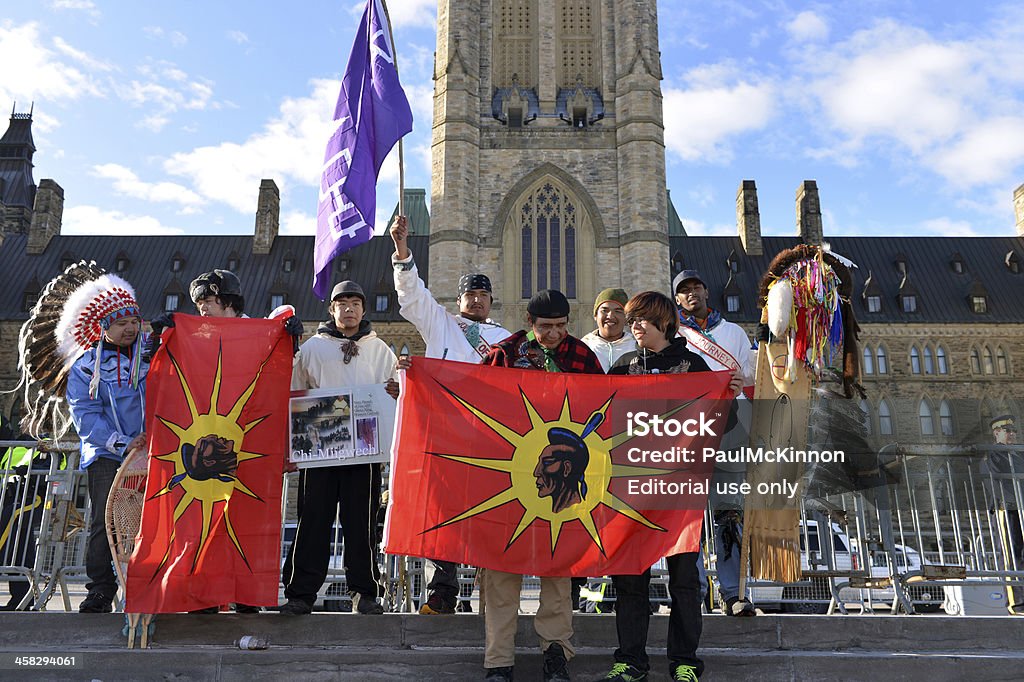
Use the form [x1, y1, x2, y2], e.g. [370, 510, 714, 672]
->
[480, 288, 602, 682]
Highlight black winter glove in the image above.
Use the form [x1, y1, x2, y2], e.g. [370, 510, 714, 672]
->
[755, 322, 770, 344]
[284, 315, 304, 355]
[142, 313, 175, 362]
[150, 313, 176, 335]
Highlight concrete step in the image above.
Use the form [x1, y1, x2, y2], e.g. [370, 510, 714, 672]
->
[2, 613, 1024, 680]
[3, 646, 1024, 682]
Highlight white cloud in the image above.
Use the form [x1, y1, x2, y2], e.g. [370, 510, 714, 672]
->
[49, 0, 99, 17]
[0, 22, 104, 106]
[227, 30, 249, 44]
[92, 163, 205, 208]
[62, 205, 184, 236]
[918, 217, 981, 237]
[113, 62, 216, 131]
[280, 210, 314, 236]
[663, 64, 776, 162]
[361, 0, 435, 29]
[929, 116, 1024, 186]
[52, 37, 112, 72]
[143, 26, 188, 47]
[164, 78, 338, 213]
[786, 11, 829, 43]
[803, 19, 1024, 189]
[679, 216, 735, 236]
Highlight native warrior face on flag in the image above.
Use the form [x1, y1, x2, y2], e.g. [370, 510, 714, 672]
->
[385, 359, 732, 576]
[533, 421, 598, 514]
[180, 435, 238, 483]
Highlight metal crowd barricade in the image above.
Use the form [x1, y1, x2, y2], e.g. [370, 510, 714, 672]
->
[1, 440, 87, 612]
[702, 442, 1024, 616]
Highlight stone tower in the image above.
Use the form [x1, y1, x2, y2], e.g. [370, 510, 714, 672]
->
[0, 107, 37, 237]
[429, 0, 669, 331]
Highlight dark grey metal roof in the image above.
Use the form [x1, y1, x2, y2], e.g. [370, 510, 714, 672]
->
[0, 232, 428, 323]
[669, 235, 1024, 324]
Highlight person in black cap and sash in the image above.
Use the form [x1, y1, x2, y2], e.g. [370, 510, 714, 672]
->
[390, 214, 513, 614]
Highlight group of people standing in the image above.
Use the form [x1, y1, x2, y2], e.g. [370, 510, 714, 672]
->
[54, 212, 761, 682]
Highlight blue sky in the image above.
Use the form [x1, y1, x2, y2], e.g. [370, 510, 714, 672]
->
[2, 0, 1022, 241]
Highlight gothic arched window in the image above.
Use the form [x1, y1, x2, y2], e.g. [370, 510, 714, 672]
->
[862, 346, 874, 375]
[878, 400, 894, 436]
[919, 400, 934, 436]
[519, 182, 578, 299]
[939, 400, 954, 437]
[910, 346, 921, 374]
[936, 345, 949, 374]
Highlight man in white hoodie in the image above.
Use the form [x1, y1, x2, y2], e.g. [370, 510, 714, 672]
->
[581, 288, 636, 373]
[390, 215, 512, 614]
[279, 281, 397, 616]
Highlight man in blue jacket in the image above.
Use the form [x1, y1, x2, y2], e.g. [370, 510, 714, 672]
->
[59, 274, 149, 614]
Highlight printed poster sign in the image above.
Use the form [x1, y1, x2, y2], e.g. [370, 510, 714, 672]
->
[289, 384, 395, 467]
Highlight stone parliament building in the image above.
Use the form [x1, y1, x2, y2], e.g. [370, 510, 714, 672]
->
[2, 0, 1023, 450]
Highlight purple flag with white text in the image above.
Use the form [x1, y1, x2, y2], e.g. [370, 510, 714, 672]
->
[314, 0, 413, 299]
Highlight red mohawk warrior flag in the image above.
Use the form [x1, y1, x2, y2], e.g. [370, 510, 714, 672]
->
[384, 359, 732, 577]
[126, 315, 292, 613]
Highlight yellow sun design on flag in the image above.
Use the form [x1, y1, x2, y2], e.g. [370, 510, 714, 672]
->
[427, 385, 704, 554]
[148, 345, 272, 576]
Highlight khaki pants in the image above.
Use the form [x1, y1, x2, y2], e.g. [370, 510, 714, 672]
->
[483, 569, 575, 669]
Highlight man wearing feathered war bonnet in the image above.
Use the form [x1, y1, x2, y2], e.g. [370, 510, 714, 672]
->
[57, 272, 149, 614]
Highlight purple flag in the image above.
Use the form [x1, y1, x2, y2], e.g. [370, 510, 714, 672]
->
[314, 0, 413, 299]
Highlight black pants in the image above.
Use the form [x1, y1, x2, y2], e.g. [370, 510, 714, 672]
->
[611, 552, 703, 676]
[85, 458, 119, 598]
[283, 463, 382, 604]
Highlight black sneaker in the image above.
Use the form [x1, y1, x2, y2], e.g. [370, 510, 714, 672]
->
[724, 596, 756, 617]
[457, 599, 473, 613]
[595, 662, 647, 681]
[353, 593, 384, 614]
[543, 643, 570, 682]
[484, 666, 514, 681]
[671, 664, 699, 682]
[79, 591, 113, 614]
[418, 593, 456, 614]
[233, 603, 261, 614]
[278, 599, 312, 616]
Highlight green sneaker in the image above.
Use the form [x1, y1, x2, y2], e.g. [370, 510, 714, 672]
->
[672, 664, 699, 681]
[596, 662, 648, 681]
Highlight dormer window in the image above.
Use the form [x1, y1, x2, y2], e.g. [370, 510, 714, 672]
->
[283, 258, 294, 273]
[23, 290, 38, 312]
[270, 293, 286, 309]
[726, 294, 740, 313]
[375, 294, 389, 312]
[165, 294, 180, 311]
[171, 255, 184, 273]
[972, 295, 987, 314]
[895, 257, 907, 275]
[115, 252, 130, 272]
[866, 295, 881, 313]
[672, 253, 684, 273]
[338, 258, 349, 273]
[227, 255, 239, 271]
[60, 254, 75, 271]
[902, 294, 917, 313]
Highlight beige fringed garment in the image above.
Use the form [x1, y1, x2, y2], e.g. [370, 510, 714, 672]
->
[740, 339, 813, 584]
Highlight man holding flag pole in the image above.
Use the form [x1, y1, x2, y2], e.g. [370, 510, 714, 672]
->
[313, 0, 413, 300]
